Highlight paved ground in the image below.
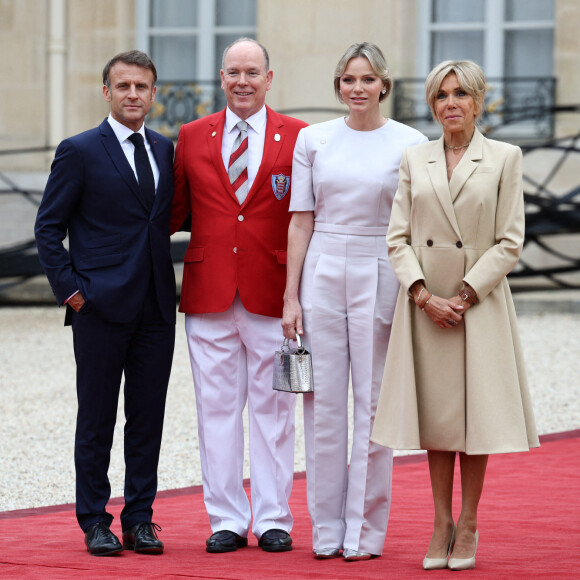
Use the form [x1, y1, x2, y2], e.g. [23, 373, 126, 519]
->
[1, 299, 579, 513]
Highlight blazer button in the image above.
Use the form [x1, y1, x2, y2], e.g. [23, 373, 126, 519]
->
[233, 247, 238, 253]
[238, 215, 244, 221]
[427, 239, 433, 247]
[456, 241, 463, 248]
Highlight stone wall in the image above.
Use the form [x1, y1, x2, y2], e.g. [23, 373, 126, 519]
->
[554, 0, 580, 137]
[0, 0, 136, 172]
[258, 0, 419, 125]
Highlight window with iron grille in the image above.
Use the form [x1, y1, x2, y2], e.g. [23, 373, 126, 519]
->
[136, 0, 257, 136]
[397, 0, 555, 139]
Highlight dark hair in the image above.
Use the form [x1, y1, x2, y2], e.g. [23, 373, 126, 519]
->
[102, 50, 157, 88]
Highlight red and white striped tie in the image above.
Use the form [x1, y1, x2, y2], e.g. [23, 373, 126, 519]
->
[228, 121, 249, 204]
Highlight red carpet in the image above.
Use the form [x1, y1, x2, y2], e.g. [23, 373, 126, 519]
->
[1, 430, 578, 579]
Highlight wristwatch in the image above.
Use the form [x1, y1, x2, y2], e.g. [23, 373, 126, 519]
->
[458, 288, 476, 305]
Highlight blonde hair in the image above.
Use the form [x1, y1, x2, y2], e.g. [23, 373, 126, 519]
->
[334, 42, 392, 103]
[425, 60, 486, 122]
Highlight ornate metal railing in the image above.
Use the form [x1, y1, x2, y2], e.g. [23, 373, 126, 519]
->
[147, 80, 223, 139]
[511, 127, 580, 289]
[1, 106, 579, 297]
[148, 77, 557, 141]
[393, 77, 557, 140]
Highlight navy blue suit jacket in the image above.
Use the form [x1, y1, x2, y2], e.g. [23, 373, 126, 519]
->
[35, 119, 176, 325]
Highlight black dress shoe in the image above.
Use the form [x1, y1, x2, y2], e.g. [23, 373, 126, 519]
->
[122, 522, 164, 554]
[258, 529, 293, 552]
[206, 530, 248, 553]
[84, 522, 123, 556]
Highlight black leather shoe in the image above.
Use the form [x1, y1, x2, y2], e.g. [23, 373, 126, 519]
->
[84, 522, 123, 556]
[258, 529, 293, 552]
[122, 522, 164, 554]
[206, 530, 248, 553]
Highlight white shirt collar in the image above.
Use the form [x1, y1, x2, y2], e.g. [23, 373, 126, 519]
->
[107, 113, 146, 144]
[225, 106, 267, 135]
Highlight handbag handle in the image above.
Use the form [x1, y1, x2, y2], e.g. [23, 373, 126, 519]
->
[282, 334, 306, 353]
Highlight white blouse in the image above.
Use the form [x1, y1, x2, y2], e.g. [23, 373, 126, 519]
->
[290, 117, 427, 230]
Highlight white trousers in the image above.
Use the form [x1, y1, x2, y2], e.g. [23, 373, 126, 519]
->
[185, 294, 296, 538]
[300, 231, 397, 554]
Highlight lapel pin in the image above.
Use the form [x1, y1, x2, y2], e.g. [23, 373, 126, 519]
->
[274, 134, 281, 142]
[211, 131, 217, 137]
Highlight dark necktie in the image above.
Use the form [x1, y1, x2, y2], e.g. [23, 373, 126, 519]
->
[128, 132, 155, 209]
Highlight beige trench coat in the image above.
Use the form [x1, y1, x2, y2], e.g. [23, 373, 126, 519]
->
[372, 129, 539, 454]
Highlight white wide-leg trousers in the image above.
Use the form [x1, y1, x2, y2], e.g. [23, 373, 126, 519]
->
[300, 230, 397, 555]
[185, 294, 296, 538]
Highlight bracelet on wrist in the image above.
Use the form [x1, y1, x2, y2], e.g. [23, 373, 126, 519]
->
[458, 287, 477, 305]
[416, 287, 425, 304]
[419, 292, 432, 310]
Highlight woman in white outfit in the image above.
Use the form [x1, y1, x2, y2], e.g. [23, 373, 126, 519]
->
[282, 42, 427, 561]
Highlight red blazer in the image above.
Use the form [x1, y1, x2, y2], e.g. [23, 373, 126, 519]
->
[171, 106, 307, 318]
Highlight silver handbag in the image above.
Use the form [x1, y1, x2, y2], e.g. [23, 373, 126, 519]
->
[272, 334, 314, 394]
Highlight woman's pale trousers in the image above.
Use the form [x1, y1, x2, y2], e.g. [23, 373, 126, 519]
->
[300, 229, 398, 555]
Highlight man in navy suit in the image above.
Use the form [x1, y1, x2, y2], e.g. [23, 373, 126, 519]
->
[35, 51, 176, 556]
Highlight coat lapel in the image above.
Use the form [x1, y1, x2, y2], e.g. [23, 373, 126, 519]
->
[211, 106, 287, 208]
[99, 120, 150, 212]
[99, 121, 140, 198]
[242, 105, 284, 208]
[449, 128, 483, 202]
[426, 136, 462, 239]
[145, 127, 165, 212]
[206, 111, 239, 204]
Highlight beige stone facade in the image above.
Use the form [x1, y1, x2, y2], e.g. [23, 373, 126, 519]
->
[554, 0, 580, 136]
[0, 0, 48, 170]
[259, 0, 420, 124]
[1, 0, 578, 173]
[0, 0, 137, 171]
[0, 1, 578, 291]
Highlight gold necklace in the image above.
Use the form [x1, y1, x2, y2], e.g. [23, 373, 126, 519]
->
[444, 142, 470, 151]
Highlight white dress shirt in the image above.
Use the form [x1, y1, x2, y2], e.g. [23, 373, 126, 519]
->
[107, 113, 160, 190]
[222, 106, 267, 192]
[64, 115, 160, 305]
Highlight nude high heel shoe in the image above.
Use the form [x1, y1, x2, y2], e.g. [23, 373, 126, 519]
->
[423, 524, 456, 570]
[448, 530, 478, 571]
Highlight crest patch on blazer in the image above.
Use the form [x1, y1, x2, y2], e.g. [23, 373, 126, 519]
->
[271, 173, 290, 200]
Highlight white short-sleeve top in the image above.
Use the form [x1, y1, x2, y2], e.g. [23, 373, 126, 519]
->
[290, 117, 427, 230]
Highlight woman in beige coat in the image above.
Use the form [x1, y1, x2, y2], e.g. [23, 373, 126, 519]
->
[371, 60, 539, 571]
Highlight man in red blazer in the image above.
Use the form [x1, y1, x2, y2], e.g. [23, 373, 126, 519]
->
[171, 38, 307, 554]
